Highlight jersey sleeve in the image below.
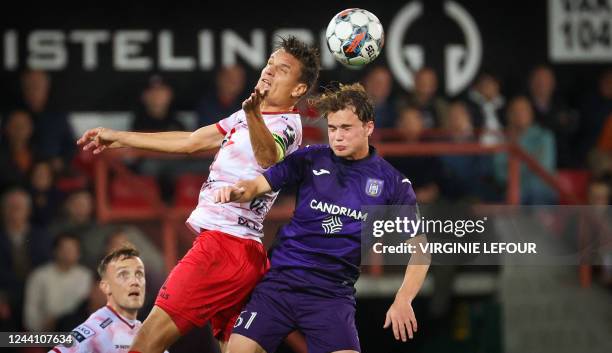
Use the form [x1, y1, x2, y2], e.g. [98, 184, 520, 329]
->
[50, 323, 99, 353]
[392, 175, 417, 206]
[391, 175, 423, 237]
[215, 111, 240, 136]
[263, 145, 311, 191]
[269, 116, 302, 160]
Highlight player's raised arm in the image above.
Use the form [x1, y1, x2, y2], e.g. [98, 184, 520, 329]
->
[243, 88, 283, 169]
[76, 124, 224, 155]
[214, 175, 272, 204]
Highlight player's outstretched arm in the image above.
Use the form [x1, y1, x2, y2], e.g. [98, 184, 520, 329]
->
[243, 89, 283, 169]
[384, 235, 430, 342]
[76, 124, 224, 155]
[214, 175, 272, 204]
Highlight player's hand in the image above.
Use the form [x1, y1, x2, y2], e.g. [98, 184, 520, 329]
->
[214, 185, 246, 203]
[77, 127, 122, 154]
[384, 294, 417, 342]
[242, 88, 267, 117]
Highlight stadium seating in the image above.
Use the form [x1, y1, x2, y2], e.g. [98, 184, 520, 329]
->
[110, 174, 161, 209]
[174, 174, 207, 209]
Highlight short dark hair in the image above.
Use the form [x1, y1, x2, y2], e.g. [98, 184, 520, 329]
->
[97, 246, 140, 278]
[276, 36, 320, 96]
[53, 232, 80, 251]
[314, 83, 375, 123]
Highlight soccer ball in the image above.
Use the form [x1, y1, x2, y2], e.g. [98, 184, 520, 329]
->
[326, 8, 384, 67]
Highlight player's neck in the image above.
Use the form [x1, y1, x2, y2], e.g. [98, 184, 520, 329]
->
[107, 302, 138, 321]
[259, 101, 295, 113]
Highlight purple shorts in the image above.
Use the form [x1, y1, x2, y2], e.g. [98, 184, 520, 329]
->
[232, 279, 360, 353]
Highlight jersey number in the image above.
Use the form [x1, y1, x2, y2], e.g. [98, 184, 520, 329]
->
[234, 311, 257, 329]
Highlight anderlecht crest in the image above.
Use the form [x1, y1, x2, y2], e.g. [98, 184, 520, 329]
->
[365, 178, 384, 197]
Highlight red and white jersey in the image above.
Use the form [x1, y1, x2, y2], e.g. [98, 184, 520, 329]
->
[50, 306, 142, 353]
[186, 109, 302, 241]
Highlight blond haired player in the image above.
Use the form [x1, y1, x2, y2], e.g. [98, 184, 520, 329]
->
[50, 246, 150, 353]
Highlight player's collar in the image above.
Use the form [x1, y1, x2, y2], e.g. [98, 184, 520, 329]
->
[105, 305, 136, 329]
[332, 145, 377, 165]
[260, 108, 298, 115]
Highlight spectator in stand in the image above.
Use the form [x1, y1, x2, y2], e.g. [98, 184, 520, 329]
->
[19, 70, 75, 174]
[0, 188, 52, 329]
[134, 76, 210, 201]
[51, 189, 165, 286]
[131, 75, 185, 132]
[0, 110, 35, 192]
[105, 230, 134, 253]
[578, 69, 612, 167]
[494, 96, 557, 204]
[24, 232, 93, 332]
[386, 106, 446, 204]
[362, 66, 396, 128]
[440, 101, 497, 201]
[28, 160, 63, 227]
[444, 101, 475, 142]
[398, 67, 447, 128]
[527, 65, 578, 168]
[51, 189, 110, 270]
[464, 72, 506, 145]
[196, 64, 247, 127]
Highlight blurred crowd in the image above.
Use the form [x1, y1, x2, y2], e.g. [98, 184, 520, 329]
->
[0, 63, 611, 333]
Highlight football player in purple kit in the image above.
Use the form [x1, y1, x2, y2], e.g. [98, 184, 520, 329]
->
[215, 83, 430, 353]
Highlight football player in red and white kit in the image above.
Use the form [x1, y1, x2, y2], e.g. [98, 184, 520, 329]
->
[50, 246, 149, 353]
[77, 37, 320, 353]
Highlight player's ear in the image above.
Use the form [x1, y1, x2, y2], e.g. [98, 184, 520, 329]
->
[291, 83, 308, 99]
[366, 120, 374, 137]
[99, 279, 110, 295]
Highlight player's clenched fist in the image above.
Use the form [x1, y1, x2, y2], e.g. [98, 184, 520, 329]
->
[76, 127, 122, 154]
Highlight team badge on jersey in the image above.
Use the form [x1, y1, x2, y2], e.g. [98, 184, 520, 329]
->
[365, 178, 384, 197]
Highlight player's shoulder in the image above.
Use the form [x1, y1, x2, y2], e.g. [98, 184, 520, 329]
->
[302, 143, 329, 152]
[70, 310, 108, 344]
[77, 307, 116, 333]
[264, 110, 302, 128]
[220, 109, 243, 122]
[294, 144, 330, 158]
[261, 109, 300, 118]
[375, 155, 414, 187]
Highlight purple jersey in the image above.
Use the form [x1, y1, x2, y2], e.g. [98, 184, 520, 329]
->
[263, 145, 417, 297]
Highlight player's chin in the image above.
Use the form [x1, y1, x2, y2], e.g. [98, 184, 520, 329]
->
[125, 296, 145, 308]
[126, 299, 144, 309]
